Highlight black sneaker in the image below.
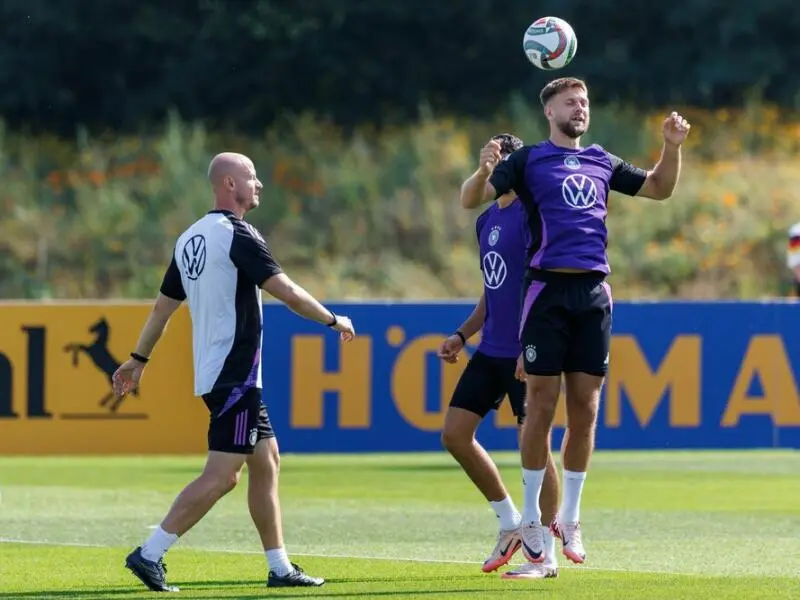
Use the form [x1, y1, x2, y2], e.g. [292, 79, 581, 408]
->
[267, 562, 325, 587]
[125, 546, 179, 592]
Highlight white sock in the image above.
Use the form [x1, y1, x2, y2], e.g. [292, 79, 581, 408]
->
[542, 526, 557, 568]
[266, 547, 293, 577]
[489, 496, 521, 530]
[521, 468, 546, 524]
[559, 470, 587, 523]
[140, 526, 178, 562]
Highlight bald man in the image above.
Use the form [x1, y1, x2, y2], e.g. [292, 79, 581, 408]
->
[206, 152, 261, 212]
[114, 152, 355, 591]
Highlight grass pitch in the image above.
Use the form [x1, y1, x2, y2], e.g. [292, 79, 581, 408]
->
[0, 450, 798, 598]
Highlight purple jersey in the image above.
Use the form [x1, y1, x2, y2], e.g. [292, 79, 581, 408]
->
[488, 141, 647, 274]
[476, 199, 531, 359]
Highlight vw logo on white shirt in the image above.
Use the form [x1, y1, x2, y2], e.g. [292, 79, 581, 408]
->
[182, 234, 207, 280]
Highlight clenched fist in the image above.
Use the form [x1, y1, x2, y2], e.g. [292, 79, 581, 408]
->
[437, 334, 465, 364]
[478, 140, 503, 176]
[663, 111, 691, 147]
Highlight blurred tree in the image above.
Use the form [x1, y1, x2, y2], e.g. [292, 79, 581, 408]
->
[0, 1, 798, 135]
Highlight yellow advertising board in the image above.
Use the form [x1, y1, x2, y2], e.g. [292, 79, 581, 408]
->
[4, 300, 799, 455]
[0, 303, 207, 454]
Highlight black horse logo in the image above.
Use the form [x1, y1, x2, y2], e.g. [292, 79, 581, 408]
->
[64, 317, 138, 412]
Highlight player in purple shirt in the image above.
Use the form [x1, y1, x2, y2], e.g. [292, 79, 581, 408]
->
[460, 77, 690, 579]
[438, 133, 560, 579]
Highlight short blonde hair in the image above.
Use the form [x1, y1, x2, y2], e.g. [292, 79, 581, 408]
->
[539, 77, 588, 106]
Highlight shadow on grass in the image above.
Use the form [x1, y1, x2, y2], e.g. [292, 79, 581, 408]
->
[0, 588, 548, 599]
[0, 576, 553, 599]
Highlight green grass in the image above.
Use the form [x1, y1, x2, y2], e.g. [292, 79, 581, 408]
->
[1, 451, 798, 598]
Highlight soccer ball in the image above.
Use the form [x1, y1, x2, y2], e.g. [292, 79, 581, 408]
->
[523, 16, 578, 70]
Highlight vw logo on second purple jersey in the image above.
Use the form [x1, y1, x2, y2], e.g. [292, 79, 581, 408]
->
[482, 251, 507, 289]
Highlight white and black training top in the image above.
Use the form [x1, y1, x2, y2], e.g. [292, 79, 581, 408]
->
[159, 209, 283, 397]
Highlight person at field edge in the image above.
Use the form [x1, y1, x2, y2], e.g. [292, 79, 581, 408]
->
[112, 152, 355, 592]
[460, 77, 690, 579]
[437, 133, 560, 579]
[787, 222, 800, 297]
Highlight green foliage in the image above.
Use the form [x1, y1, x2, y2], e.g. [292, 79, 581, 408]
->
[0, 100, 797, 300]
[2, 1, 800, 135]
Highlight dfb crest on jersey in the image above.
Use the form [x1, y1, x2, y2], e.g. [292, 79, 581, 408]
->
[488, 225, 501, 247]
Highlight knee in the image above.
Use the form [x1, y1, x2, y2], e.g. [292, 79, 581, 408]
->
[525, 385, 559, 427]
[249, 441, 281, 480]
[527, 378, 560, 404]
[226, 470, 242, 492]
[527, 401, 556, 430]
[205, 469, 241, 497]
[567, 399, 599, 433]
[441, 426, 472, 454]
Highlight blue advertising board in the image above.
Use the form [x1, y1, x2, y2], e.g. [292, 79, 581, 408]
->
[261, 301, 800, 453]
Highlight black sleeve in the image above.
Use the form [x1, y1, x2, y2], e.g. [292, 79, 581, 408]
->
[608, 152, 648, 196]
[228, 220, 283, 286]
[475, 208, 490, 269]
[475, 208, 490, 244]
[159, 256, 186, 301]
[488, 147, 529, 199]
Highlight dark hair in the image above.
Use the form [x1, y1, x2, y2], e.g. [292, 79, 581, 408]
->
[491, 133, 523, 157]
[539, 77, 588, 106]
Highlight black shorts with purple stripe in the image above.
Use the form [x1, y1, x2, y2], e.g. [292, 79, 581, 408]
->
[449, 350, 526, 424]
[519, 268, 612, 377]
[201, 386, 274, 454]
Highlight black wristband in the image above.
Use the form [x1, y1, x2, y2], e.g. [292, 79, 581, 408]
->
[454, 331, 466, 345]
[326, 313, 337, 327]
[130, 352, 149, 364]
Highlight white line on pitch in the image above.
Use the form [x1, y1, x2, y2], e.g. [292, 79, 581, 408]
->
[0, 537, 697, 576]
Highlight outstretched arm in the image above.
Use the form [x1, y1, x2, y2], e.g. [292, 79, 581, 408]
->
[229, 220, 355, 338]
[261, 272, 339, 326]
[636, 143, 681, 200]
[635, 112, 691, 201]
[132, 255, 186, 361]
[112, 265, 184, 399]
[131, 294, 183, 359]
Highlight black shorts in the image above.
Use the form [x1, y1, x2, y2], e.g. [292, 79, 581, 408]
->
[201, 386, 274, 454]
[519, 269, 612, 377]
[449, 350, 526, 424]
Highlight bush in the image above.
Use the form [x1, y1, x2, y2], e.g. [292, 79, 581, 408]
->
[0, 100, 797, 300]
